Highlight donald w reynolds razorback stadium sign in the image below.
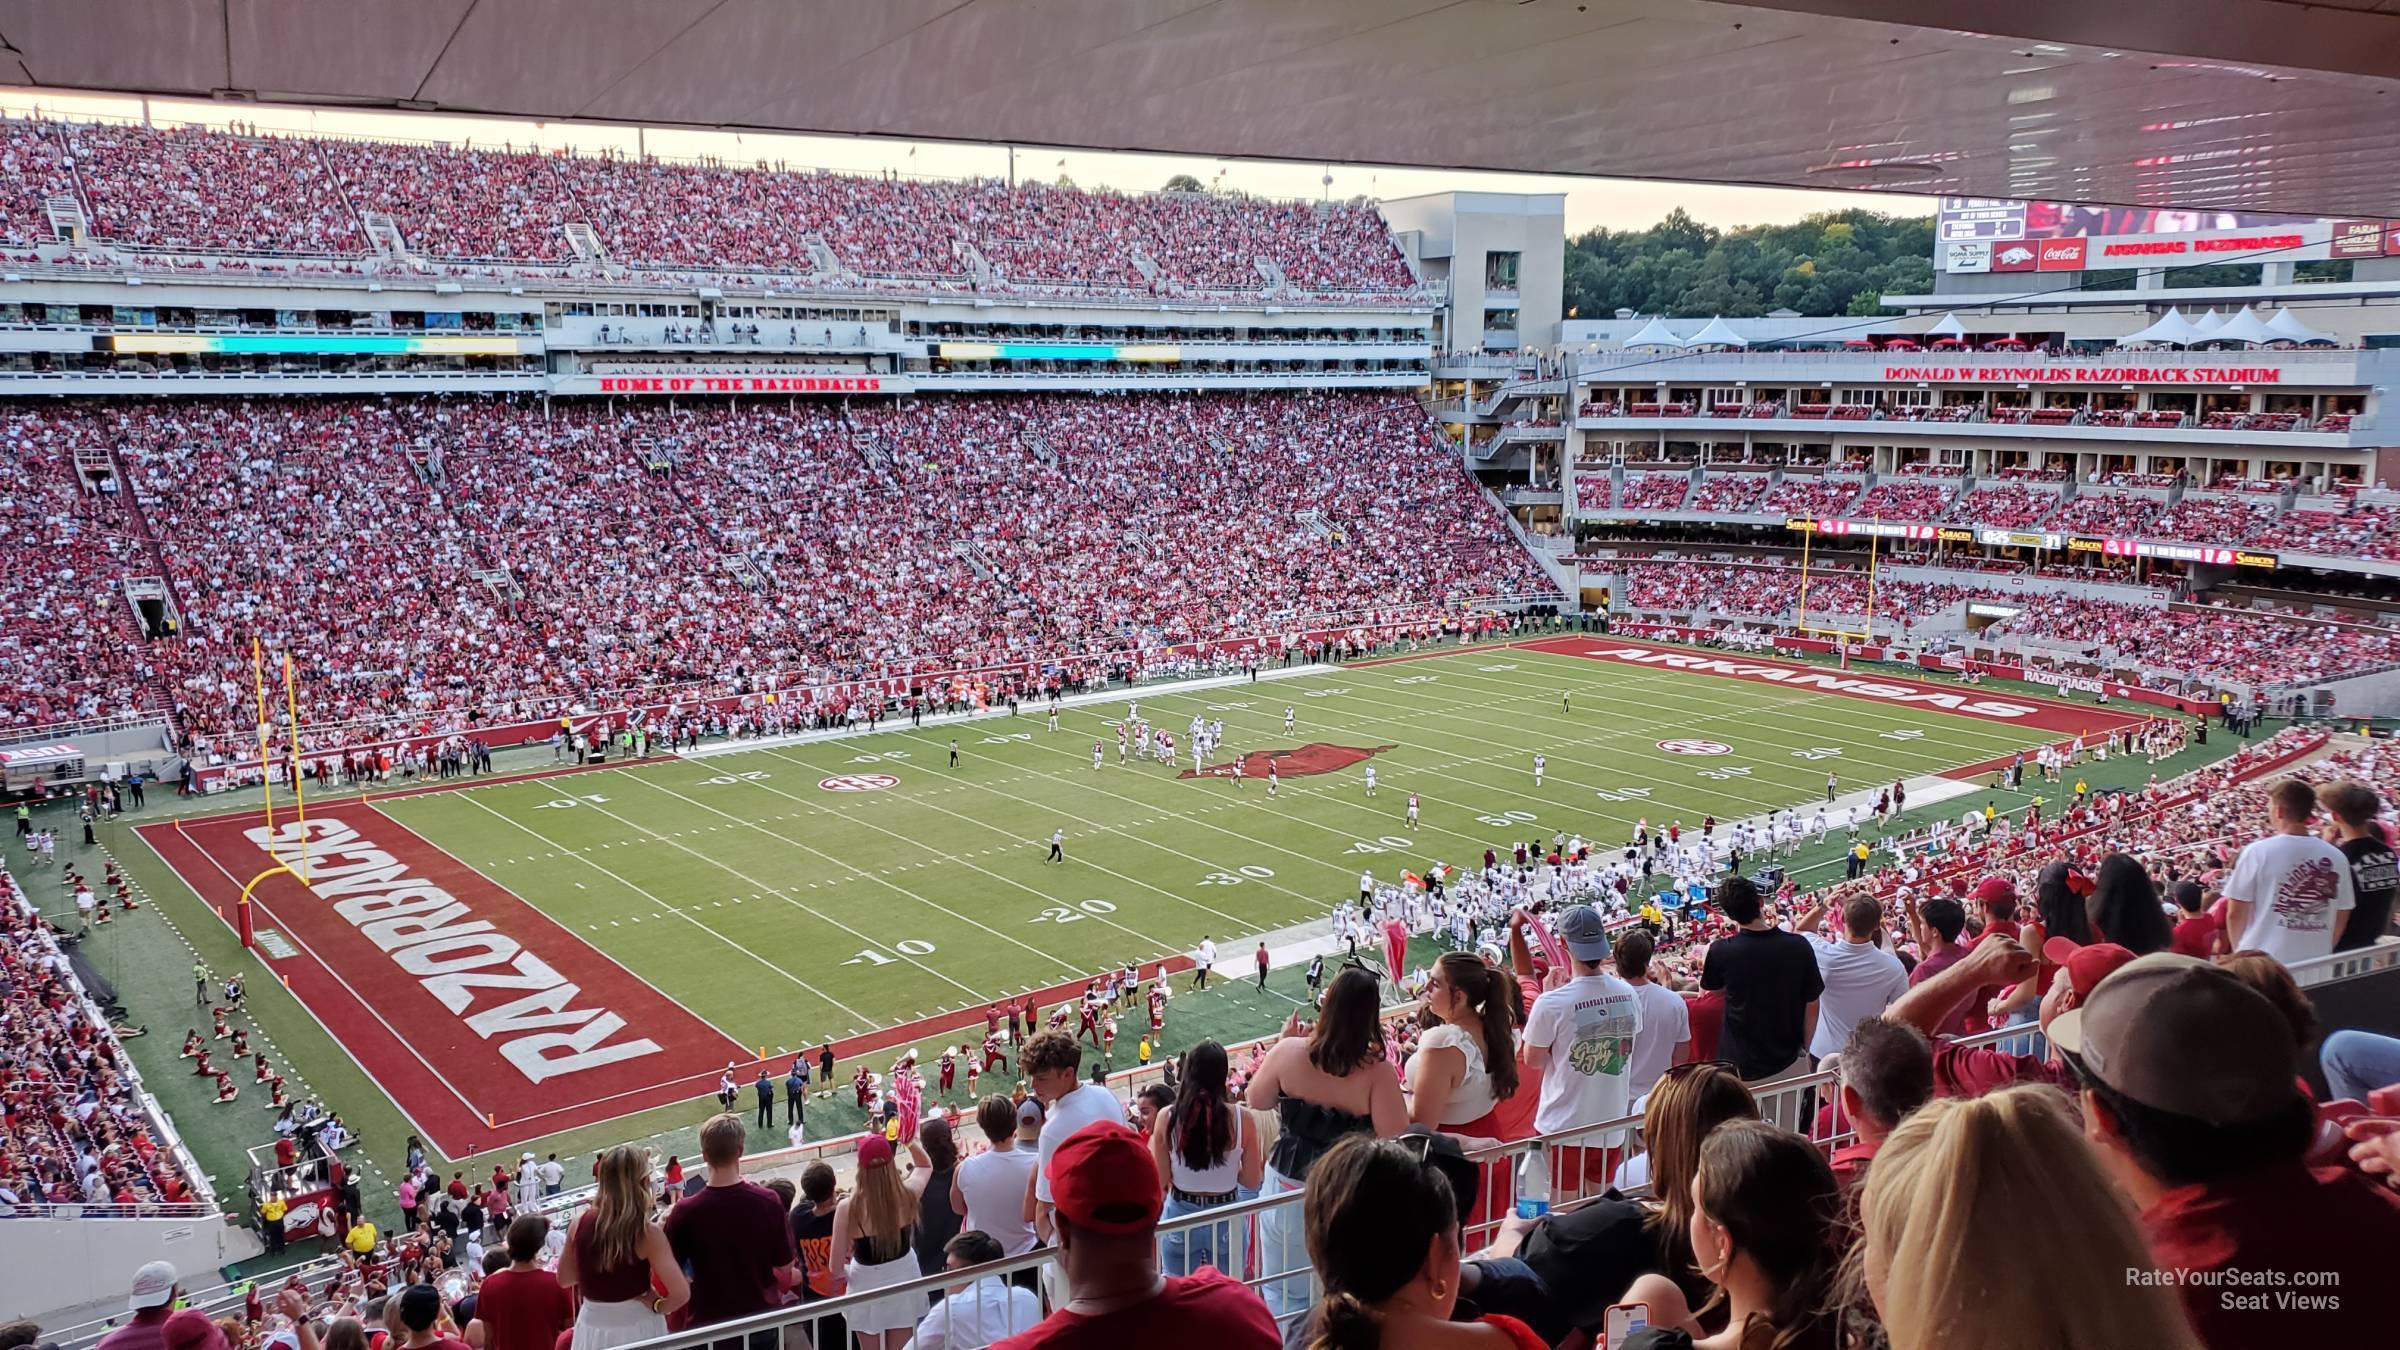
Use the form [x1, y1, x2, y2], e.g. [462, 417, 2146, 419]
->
[1882, 365, 2282, 384]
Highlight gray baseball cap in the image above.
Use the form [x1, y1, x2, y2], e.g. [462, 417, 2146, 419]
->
[1556, 904, 1612, 961]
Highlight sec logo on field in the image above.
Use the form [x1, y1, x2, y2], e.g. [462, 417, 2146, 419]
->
[1657, 739, 1733, 756]
[820, 773, 900, 792]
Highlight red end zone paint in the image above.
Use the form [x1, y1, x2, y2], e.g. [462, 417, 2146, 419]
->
[140, 800, 745, 1156]
[1517, 637, 2149, 742]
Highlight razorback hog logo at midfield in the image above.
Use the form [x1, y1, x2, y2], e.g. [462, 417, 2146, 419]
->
[1179, 743, 1397, 780]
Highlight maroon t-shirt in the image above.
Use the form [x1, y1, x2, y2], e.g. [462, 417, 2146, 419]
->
[473, 1268, 573, 1350]
[991, 1267, 1277, 1350]
[663, 1180, 797, 1325]
[2142, 1159, 2400, 1349]
[1930, 1040, 2064, 1099]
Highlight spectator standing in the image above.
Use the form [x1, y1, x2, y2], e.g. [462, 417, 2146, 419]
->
[912, 1232, 1041, 1350]
[466, 1216, 573, 1350]
[2220, 779, 2354, 962]
[395, 1286, 469, 1350]
[1519, 906, 1643, 1186]
[557, 1145, 688, 1350]
[1243, 967, 1408, 1317]
[1617, 931, 1692, 1098]
[2167, 881, 2225, 960]
[2320, 779, 2398, 952]
[1860, 1086, 2202, 1350]
[2086, 853, 2173, 955]
[951, 1096, 1040, 1257]
[1901, 896, 1975, 1038]
[1700, 878, 1824, 1099]
[1800, 892, 1909, 1063]
[2052, 952, 2400, 1346]
[663, 1115, 798, 1350]
[831, 1134, 926, 1349]
[1020, 1032, 1126, 1245]
[96, 1262, 182, 1350]
[989, 1122, 1277, 1350]
[1149, 1039, 1261, 1277]
[1405, 953, 1521, 1136]
[909, 1118, 963, 1277]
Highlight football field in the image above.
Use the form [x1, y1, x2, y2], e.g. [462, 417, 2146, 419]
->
[138, 637, 2130, 1154]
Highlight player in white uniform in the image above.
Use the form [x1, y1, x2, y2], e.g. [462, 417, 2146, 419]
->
[1363, 765, 1378, 797]
[1406, 792, 1420, 827]
[1811, 807, 1829, 840]
[1092, 741, 1104, 770]
[1284, 706, 1296, 733]
[1532, 753, 1546, 787]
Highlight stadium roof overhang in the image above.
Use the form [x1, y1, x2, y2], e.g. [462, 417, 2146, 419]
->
[6, 0, 2400, 217]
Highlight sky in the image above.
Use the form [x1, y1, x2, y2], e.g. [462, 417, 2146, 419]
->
[0, 88, 1936, 237]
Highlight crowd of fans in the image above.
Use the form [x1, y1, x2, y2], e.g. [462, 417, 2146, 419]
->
[2046, 490, 2167, 537]
[1, 868, 203, 1213]
[1941, 482, 2059, 528]
[0, 118, 1421, 300]
[4, 392, 1551, 744]
[1758, 477, 1863, 518]
[2149, 493, 2286, 545]
[1614, 474, 1693, 512]
[74, 716, 2400, 1350]
[2247, 506, 2400, 560]
[1622, 562, 1972, 624]
[1848, 481, 1958, 521]
[0, 409, 163, 729]
[1987, 597, 2400, 688]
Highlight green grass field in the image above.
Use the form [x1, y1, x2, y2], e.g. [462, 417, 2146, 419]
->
[55, 634, 2250, 1241]
[366, 642, 2062, 1047]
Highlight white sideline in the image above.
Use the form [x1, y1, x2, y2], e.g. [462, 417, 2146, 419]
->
[678, 662, 1342, 759]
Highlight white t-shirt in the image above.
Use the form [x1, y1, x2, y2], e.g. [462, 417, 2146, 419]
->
[1626, 981, 1692, 1097]
[913, 1275, 1043, 1350]
[2222, 831, 2356, 964]
[1033, 1082, 1123, 1203]
[1522, 972, 1643, 1141]
[1805, 934, 1911, 1060]
[1195, 940, 1216, 970]
[953, 1143, 1041, 1254]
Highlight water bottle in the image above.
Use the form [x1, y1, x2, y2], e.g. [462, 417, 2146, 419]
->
[1514, 1142, 1552, 1220]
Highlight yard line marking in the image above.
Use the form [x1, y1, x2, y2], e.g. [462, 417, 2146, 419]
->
[440, 790, 868, 1021]
[553, 776, 1029, 998]
[623, 764, 1236, 960]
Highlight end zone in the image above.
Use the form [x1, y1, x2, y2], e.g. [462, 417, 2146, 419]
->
[139, 799, 749, 1156]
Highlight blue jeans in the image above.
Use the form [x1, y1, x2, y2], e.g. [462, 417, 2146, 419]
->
[1158, 1185, 1254, 1278]
[1254, 1167, 1312, 1319]
[2322, 1029, 2400, 1102]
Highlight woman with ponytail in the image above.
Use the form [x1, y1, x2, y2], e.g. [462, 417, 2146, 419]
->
[1295, 1135, 1544, 1350]
[1406, 954, 1521, 1141]
[1149, 1039, 1262, 1277]
[1620, 1121, 1846, 1350]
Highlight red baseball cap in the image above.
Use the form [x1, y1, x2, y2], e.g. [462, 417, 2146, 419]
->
[2041, 936, 2140, 1001]
[1970, 876, 2016, 908]
[856, 1134, 894, 1170]
[1047, 1121, 1160, 1235]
